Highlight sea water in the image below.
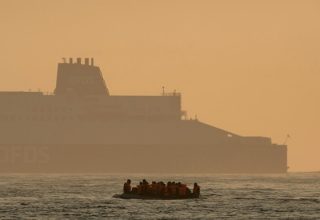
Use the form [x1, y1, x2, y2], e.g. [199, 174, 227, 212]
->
[0, 173, 319, 219]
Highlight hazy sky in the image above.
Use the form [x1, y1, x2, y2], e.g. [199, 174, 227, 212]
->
[0, 0, 319, 171]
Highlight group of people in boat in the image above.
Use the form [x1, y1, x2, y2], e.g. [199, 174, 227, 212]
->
[123, 179, 200, 198]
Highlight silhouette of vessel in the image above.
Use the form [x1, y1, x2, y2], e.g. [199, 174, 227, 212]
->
[0, 58, 287, 173]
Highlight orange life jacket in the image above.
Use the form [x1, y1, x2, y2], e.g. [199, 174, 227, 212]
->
[164, 186, 169, 196]
[178, 184, 187, 196]
[123, 183, 131, 193]
[170, 185, 177, 195]
[146, 184, 152, 194]
[137, 185, 142, 194]
[151, 183, 157, 194]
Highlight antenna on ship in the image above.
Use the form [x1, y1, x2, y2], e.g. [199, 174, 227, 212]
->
[283, 134, 291, 145]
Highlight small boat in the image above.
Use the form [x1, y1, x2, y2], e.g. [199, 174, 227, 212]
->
[113, 193, 199, 200]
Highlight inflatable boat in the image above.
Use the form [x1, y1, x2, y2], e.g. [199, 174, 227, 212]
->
[113, 193, 199, 200]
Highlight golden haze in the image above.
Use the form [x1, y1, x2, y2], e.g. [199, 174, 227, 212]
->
[0, 0, 319, 171]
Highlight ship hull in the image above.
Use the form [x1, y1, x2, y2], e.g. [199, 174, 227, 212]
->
[0, 143, 287, 173]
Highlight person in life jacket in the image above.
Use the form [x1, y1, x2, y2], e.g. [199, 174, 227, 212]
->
[131, 186, 138, 194]
[137, 182, 143, 195]
[166, 181, 172, 196]
[151, 181, 157, 195]
[159, 182, 166, 196]
[193, 182, 200, 198]
[164, 182, 170, 197]
[170, 181, 177, 197]
[142, 179, 149, 195]
[178, 183, 187, 197]
[123, 179, 132, 194]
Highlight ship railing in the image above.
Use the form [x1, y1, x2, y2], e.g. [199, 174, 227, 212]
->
[180, 110, 200, 121]
[161, 92, 181, 96]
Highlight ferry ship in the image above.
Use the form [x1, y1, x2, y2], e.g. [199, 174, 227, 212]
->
[0, 58, 287, 173]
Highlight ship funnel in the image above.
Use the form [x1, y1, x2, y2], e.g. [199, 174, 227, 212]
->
[69, 58, 73, 64]
[91, 58, 94, 66]
[85, 58, 89, 65]
[55, 58, 110, 96]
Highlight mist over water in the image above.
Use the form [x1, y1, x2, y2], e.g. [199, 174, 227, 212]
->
[0, 173, 319, 219]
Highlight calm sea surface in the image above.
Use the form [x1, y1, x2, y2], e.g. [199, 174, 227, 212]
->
[0, 173, 319, 219]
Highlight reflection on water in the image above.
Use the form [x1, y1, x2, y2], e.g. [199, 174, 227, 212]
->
[0, 173, 319, 219]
